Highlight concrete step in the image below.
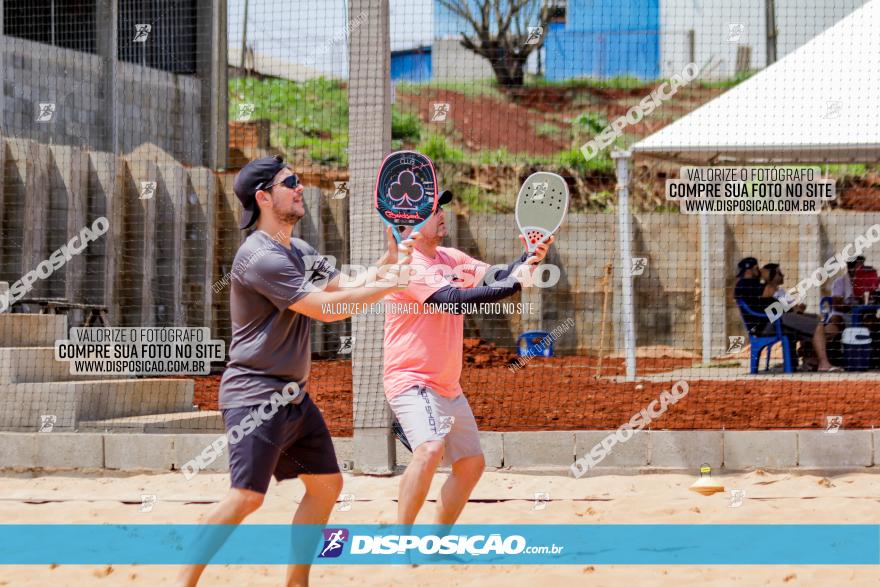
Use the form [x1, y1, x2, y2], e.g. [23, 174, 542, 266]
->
[0, 378, 194, 430]
[0, 431, 353, 472]
[0, 347, 118, 383]
[80, 411, 223, 433]
[0, 314, 67, 347]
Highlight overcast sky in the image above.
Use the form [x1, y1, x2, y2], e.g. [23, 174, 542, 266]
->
[228, 0, 436, 76]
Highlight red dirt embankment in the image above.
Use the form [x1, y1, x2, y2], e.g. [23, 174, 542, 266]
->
[192, 339, 880, 437]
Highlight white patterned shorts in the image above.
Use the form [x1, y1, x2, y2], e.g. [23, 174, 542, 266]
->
[388, 385, 482, 465]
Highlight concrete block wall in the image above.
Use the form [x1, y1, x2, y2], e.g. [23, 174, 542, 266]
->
[0, 136, 238, 336]
[461, 213, 619, 353]
[0, 4, 225, 168]
[458, 213, 537, 345]
[0, 379, 194, 430]
[0, 314, 66, 347]
[0, 38, 105, 149]
[0, 431, 352, 473]
[723, 431, 798, 469]
[0, 312, 196, 432]
[0, 137, 351, 343]
[0, 347, 115, 383]
[2, 430, 877, 473]
[117, 62, 203, 165]
[570, 430, 878, 472]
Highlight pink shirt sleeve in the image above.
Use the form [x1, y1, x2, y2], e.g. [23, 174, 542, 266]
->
[404, 257, 454, 304]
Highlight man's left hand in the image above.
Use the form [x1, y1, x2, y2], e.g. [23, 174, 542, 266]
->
[519, 234, 555, 265]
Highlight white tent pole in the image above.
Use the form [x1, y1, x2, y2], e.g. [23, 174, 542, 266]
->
[613, 150, 637, 381]
[700, 211, 712, 364]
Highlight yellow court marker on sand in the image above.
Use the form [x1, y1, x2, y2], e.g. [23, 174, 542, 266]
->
[689, 464, 725, 496]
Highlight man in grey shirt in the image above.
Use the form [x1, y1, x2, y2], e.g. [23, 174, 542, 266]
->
[219, 233, 337, 409]
[176, 156, 414, 587]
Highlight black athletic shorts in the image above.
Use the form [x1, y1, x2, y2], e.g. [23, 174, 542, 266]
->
[222, 393, 339, 494]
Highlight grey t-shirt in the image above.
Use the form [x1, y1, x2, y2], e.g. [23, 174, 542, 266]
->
[219, 231, 338, 409]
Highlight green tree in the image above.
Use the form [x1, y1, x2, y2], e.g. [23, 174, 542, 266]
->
[438, 0, 547, 87]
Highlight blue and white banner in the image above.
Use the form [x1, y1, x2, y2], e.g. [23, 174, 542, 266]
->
[1, 525, 878, 565]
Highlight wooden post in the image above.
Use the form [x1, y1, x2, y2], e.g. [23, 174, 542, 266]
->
[735, 46, 752, 75]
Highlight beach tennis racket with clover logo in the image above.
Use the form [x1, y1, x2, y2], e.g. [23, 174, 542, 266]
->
[374, 150, 438, 256]
[515, 172, 569, 254]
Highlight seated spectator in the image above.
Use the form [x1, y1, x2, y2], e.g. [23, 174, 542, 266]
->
[830, 257, 864, 320]
[761, 263, 826, 368]
[853, 262, 880, 302]
[735, 257, 840, 372]
[833, 257, 880, 368]
[761, 263, 805, 313]
[830, 254, 879, 324]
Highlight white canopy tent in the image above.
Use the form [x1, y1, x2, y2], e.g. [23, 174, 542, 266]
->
[615, 0, 880, 379]
[634, 0, 880, 164]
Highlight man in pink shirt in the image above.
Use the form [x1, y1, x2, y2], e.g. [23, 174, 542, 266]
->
[384, 190, 554, 525]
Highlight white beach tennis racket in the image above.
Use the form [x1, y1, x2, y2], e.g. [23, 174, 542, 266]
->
[515, 172, 569, 254]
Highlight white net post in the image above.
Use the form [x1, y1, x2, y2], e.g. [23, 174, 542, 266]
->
[613, 150, 637, 381]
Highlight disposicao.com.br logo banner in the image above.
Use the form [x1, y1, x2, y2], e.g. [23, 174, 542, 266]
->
[318, 526, 563, 562]
[1, 525, 878, 565]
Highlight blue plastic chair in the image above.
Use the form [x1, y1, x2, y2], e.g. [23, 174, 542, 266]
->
[517, 330, 553, 357]
[736, 299, 794, 374]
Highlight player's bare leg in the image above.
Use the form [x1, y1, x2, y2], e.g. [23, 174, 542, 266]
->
[285, 473, 344, 587]
[397, 440, 444, 524]
[435, 454, 484, 525]
[174, 488, 265, 587]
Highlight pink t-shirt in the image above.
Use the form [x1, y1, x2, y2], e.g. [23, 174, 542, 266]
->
[383, 247, 489, 400]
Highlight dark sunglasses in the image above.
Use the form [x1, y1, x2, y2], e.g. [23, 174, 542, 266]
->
[264, 174, 300, 191]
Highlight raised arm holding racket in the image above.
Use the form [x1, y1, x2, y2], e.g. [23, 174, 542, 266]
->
[515, 171, 569, 258]
[375, 150, 438, 261]
[381, 158, 568, 526]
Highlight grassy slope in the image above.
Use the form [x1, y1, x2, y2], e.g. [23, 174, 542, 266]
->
[228, 74, 876, 213]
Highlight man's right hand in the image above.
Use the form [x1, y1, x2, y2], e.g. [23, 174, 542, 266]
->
[373, 229, 418, 290]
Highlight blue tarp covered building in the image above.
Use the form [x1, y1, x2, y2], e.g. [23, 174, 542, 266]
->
[391, 46, 432, 82]
[544, 0, 660, 81]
